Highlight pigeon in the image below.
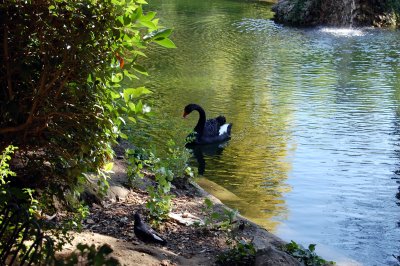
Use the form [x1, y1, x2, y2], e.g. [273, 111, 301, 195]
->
[133, 212, 167, 245]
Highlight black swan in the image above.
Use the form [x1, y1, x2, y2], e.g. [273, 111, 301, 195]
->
[183, 103, 232, 145]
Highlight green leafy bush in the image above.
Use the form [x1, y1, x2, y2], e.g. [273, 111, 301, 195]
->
[0, 0, 174, 208]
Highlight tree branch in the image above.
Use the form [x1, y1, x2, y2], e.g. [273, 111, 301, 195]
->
[3, 23, 13, 100]
[0, 119, 32, 134]
[0, 66, 48, 135]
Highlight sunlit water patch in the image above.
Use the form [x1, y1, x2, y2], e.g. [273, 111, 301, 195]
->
[319, 27, 366, 37]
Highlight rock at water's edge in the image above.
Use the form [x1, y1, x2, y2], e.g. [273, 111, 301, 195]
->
[272, 0, 399, 28]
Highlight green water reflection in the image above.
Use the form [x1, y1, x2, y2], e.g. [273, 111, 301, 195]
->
[130, 0, 291, 231]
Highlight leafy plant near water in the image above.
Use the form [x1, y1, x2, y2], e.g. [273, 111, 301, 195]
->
[126, 148, 159, 185]
[146, 165, 174, 224]
[203, 197, 254, 265]
[199, 198, 255, 265]
[126, 140, 194, 224]
[164, 139, 194, 185]
[146, 140, 196, 223]
[284, 240, 335, 266]
[200, 198, 239, 231]
[216, 239, 256, 266]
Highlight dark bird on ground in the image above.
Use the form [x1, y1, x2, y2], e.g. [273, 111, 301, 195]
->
[238, 220, 245, 230]
[183, 103, 232, 145]
[133, 212, 167, 245]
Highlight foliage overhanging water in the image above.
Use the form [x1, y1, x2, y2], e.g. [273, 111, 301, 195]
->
[129, 0, 400, 264]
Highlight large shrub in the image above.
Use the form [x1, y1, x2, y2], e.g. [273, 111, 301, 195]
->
[0, 0, 174, 207]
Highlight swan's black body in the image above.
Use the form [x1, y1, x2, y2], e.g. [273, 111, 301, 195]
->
[134, 212, 167, 245]
[183, 104, 232, 145]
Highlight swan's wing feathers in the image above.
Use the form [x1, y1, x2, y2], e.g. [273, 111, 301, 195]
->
[215, 115, 226, 126]
[204, 119, 220, 137]
[219, 123, 232, 135]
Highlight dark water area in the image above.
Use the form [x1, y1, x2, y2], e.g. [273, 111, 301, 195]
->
[128, 0, 400, 264]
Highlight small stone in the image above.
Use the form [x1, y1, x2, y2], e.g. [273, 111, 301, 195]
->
[92, 203, 101, 209]
[86, 219, 95, 224]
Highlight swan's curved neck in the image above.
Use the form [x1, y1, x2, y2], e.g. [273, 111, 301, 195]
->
[194, 106, 206, 134]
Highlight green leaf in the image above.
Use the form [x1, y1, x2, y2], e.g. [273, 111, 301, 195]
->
[153, 18, 159, 27]
[308, 244, 316, 252]
[133, 50, 147, 57]
[140, 11, 156, 21]
[111, 73, 123, 83]
[123, 15, 131, 25]
[139, 20, 157, 30]
[123, 70, 139, 80]
[103, 162, 114, 172]
[123, 87, 152, 102]
[204, 198, 213, 209]
[119, 132, 128, 139]
[128, 102, 136, 111]
[211, 212, 220, 219]
[143, 29, 173, 41]
[110, 91, 121, 99]
[128, 116, 136, 123]
[154, 38, 176, 48]
[131, 6, 143, 21]
[135, 100, 143, 113]
[115, 16, 124, 27]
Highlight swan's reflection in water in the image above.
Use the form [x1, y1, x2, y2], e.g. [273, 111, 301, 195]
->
[186, 141, 229, 175]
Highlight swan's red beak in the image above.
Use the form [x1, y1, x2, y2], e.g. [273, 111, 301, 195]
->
[182, 111, 188, 119]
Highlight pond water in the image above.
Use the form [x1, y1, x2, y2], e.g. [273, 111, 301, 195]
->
[130, 0, 400, 264]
